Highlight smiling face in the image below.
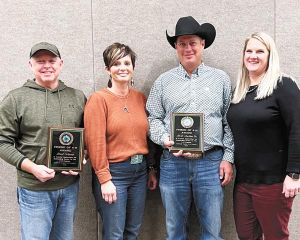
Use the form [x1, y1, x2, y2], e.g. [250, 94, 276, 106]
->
[29, 50, 63, 89]
[244, 38, 269, 79]
[107, 55, 134, 84]
[175, 35, 205, 74]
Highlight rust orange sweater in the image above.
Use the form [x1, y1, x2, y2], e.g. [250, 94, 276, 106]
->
[84, 88, 149, 184]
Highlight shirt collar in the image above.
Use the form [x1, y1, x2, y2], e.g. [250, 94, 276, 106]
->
[178, 63, 205, 78]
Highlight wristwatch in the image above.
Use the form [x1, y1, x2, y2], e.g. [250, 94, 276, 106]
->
[287, 173, 300, 180]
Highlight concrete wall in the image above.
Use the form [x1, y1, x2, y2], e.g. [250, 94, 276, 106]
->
[0, 1, 299, 239]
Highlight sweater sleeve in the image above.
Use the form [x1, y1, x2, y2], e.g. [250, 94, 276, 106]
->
[0, 93, 27, 168]
[277, 77, 300, 173]
[84, 93, 111, 184]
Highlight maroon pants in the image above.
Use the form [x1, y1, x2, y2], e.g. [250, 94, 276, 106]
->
[233, 183, 294, 240]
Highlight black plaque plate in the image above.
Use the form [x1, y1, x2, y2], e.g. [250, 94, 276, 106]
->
[170, 113, 204, 153]
[47, 127, 84, 171]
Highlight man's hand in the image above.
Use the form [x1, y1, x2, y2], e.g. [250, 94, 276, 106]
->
[31, 165, 55, 182]
[61, 170, 79, 176]
[282, 175, 300, 198]
[172, 150, 192, 157]
[61, 153, 89, 175]
[21, 158, 55, 182]
[101, 180, 117, 204]
[219, 160, 233, 186]
[163, 138, 174, 149]
[163, 139, 191, 157]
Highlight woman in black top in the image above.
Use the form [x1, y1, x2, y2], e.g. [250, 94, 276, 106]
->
[227, 32, 300, 240]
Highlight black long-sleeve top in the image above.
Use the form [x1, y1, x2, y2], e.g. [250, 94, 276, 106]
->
[227, 77, 300, 184]
[146, 138, 163, 169]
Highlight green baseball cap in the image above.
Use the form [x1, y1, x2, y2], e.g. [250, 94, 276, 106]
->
[30, 42, 61, 58]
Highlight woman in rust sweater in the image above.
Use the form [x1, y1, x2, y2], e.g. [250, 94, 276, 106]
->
[84, 43, 157, 240]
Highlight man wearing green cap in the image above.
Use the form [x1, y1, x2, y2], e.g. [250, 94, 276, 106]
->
[0, 42, 86, 240]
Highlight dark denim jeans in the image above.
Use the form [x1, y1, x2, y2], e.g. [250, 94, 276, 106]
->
[159, 149, 224, 240]
[92, 158, 147, 240]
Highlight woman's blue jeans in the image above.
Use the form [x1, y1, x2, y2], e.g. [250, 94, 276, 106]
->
[92, 158, 147, 240]
[17, 179, 79, 240]
[159, 149, 224, 240]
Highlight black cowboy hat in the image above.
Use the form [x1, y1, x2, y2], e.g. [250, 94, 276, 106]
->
[166, 16, 216, 49]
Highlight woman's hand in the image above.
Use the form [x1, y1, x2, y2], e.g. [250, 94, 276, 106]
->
[282, 175, 300, 198]
[101, 180, 117, 204]
[148, 171, 158, 190]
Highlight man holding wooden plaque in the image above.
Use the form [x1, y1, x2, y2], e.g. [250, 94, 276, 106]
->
[147, 16, 234, 240]
[0, 42, 85, 240]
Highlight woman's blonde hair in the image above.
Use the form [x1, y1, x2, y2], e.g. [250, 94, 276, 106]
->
[232, 32, 281, 103]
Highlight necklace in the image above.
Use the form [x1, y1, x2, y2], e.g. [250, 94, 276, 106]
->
[247, 85, 258, 93]
[121, 95, 129, 113]
[107, 87, 130, 113]
[123, 102, 129, 112]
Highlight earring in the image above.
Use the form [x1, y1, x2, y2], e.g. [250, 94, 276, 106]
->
[107, 75, 112, 88]
[130, 79, 134, 87]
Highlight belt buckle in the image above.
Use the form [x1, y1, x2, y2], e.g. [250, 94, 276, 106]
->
[130, 154, 143, 164]
[184, 152, 203, 160]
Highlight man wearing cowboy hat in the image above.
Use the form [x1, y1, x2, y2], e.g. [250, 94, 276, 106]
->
[147, 16, 234, 239]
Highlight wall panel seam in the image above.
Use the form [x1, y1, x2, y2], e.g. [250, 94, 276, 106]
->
[274, 0, 277, 42]
[91, 0, 96, 92]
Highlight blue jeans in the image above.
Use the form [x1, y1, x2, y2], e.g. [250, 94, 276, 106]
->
[17, 179, 79, 240]
[92, 158, 147, 240]
[159, 149, 224, 240]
